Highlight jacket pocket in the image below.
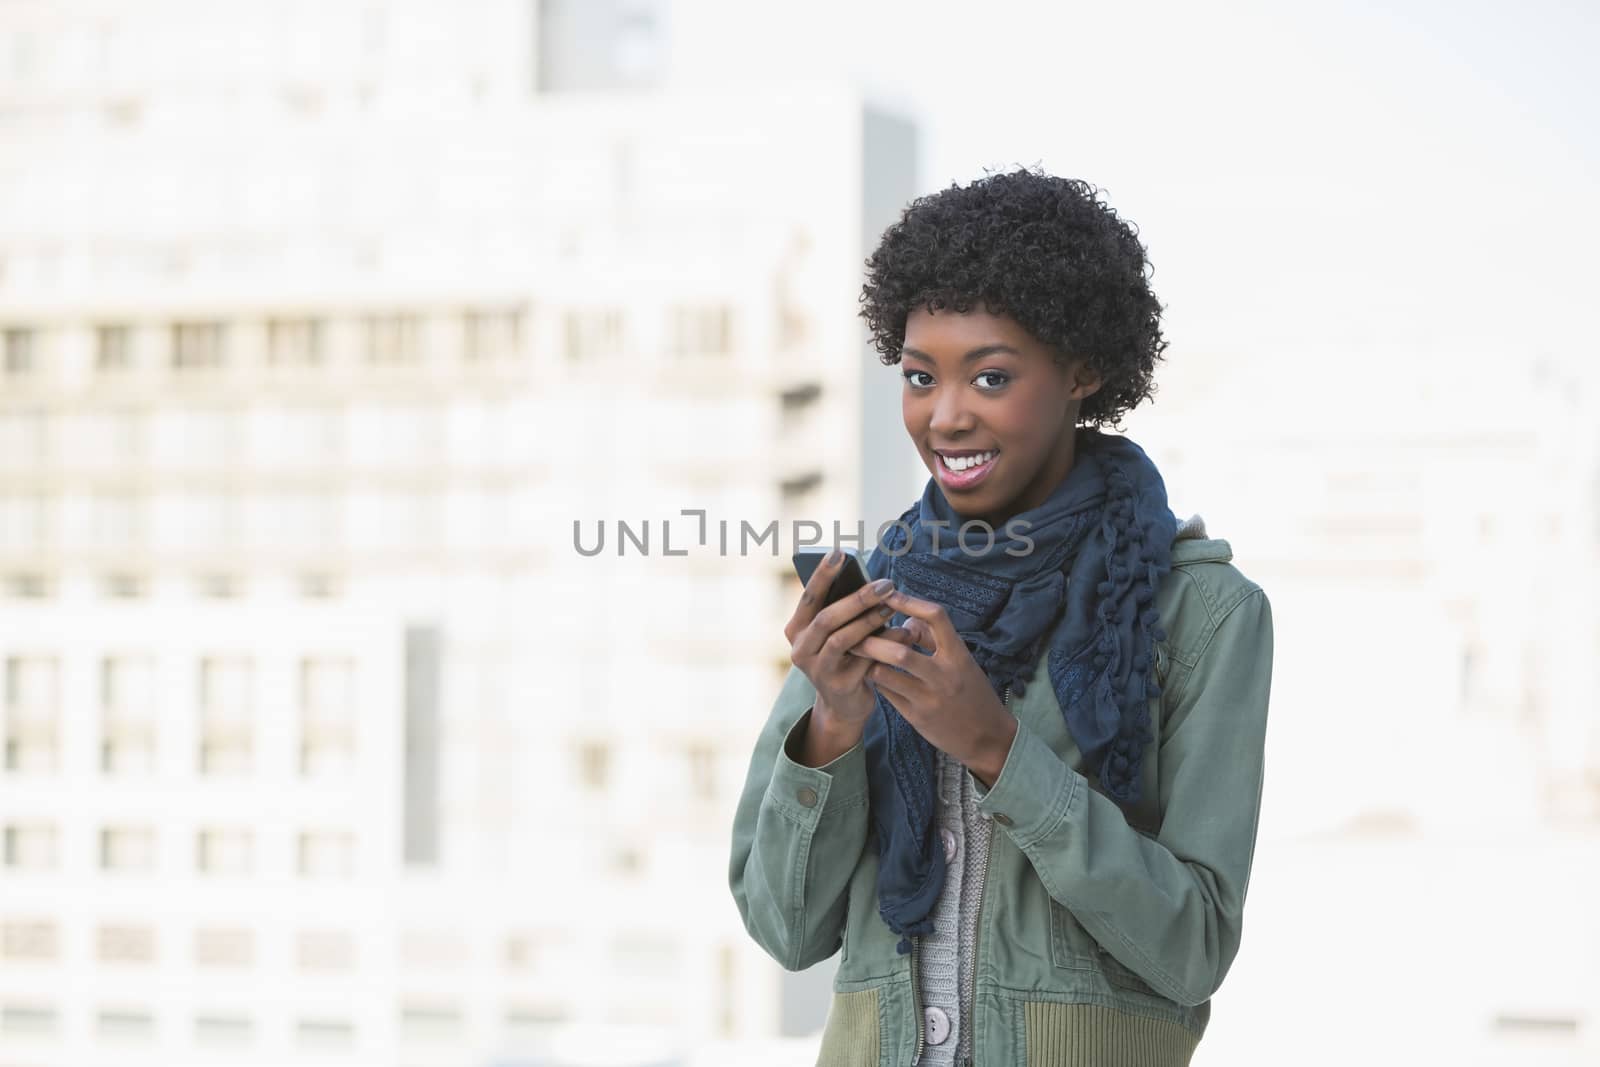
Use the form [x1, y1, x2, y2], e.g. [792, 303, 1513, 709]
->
[1048, 899, 1162, 998]
[815, 987, 881, 1067]
[837, 834, 900, 981]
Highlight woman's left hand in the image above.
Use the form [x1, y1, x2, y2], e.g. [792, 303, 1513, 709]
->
[852, 590, 1020, 788]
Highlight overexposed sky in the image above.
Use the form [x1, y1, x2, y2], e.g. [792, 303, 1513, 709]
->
[666, 0, 1599, 370]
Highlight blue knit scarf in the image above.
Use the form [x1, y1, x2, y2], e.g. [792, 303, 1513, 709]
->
[860, 427, 1178, 953]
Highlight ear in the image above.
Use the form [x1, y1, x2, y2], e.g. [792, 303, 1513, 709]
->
[1069, 359, 1104, 401]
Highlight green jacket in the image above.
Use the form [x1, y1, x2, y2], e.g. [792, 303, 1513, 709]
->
[728, 527, 1274, 1067]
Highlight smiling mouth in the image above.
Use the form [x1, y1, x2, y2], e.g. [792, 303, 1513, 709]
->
[936, 449, 999, 472]
[933, 448, 1000, 489]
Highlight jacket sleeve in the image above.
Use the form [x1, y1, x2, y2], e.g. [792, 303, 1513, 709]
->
[970, 586, 1274, 1007]
[727, 663, 874, 972]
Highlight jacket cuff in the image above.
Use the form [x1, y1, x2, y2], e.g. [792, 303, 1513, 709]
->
[765, 706, 870, 825]
[970, 717, 1079, 848]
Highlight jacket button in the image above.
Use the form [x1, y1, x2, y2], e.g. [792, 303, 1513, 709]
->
[939, 828, 957, 862]
[924, 1006, 950, 1045]
[992, 812, 1013, 827]
[796, 786, 818, 808]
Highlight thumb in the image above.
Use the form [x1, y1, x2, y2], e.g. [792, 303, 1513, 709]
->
[905, 617, 936, 651]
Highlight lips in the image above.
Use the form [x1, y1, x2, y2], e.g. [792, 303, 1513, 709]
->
[934, 448, 999, 490]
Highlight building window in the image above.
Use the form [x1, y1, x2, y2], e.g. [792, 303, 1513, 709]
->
[717, 943, 737, 1036]
[100, 827, 157, 873]
[0, 494, 50, 553]
[88, 491, 144, 549]
[505, 1004, 567, 1040]
[399, 1004, 464, 1043]
[686, 743, 717, 800]
[95, 1010, 154, 1042]
[96, 325, 132, 371]
[81, 409, 145, 464]
[194, 1015, 253, 1047]
[300, 658, 355, 778]
[270, 491, 343, 553]
[175, 409, 244, 463]
[171, 322, 225, 370]
[267, 318, 322, 366]
[778, 381, 822, 432]
[503, 934, 537, 969]
[667, 304, 733, 357]
[2, 328, 35, 376]
[195, 829, 253, 876]
[194, 927, 254, 968]
[779, 471, 823, 513]
[297, 831, 354, 878]
[96, 923, 156, 962]
[197, 573, 244, 600]
[609, 933, 680, 980]
[298, 572, 341, 599]
[363, 314, 420, 364]
[296, 1018, 355, 1050]
[198, 657, 253, 775]
[101, 655, 157, 775]
[0, 1004, 57, 1037]
[464, 308, 524, 361]
[296, 930, 355, 972]
[0, 411, 49, 466]
[3, 573, 51, 599]
[576, 739, 610, 790]
[562, 308, 623, 362]
[0, 921, 58, 961]
[4, 655, 59, 772]
[400, 931, 468, 969]
[101, 573, 148, 600]
[3, 823, 57, 870]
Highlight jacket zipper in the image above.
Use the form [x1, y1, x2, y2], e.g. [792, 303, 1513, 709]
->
[909, 935, 925, 1065]
[912, 682, 1010, 1067]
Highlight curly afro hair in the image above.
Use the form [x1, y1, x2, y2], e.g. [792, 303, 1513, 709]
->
[858, 165, 1168, 429]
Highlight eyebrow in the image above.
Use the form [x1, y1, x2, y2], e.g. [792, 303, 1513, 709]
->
[902, 344, 1022, 365]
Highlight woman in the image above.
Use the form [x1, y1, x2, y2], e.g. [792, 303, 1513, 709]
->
[728, 166, 1274, 1067]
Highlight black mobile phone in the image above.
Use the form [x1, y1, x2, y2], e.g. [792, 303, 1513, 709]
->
[792, 547, 890, 634]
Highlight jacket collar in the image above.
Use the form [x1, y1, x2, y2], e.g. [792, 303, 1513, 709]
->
[1171, 512, 1233, 564]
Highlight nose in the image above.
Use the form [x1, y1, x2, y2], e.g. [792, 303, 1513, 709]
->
[928, 384, 975, 437]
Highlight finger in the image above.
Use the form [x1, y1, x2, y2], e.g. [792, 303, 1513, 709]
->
[884, 591, 960, 659]
[851, 632, 934, 687]
[901, 616, 936, 654]
[796, 578, 897, 661]
[822, 601, 897, 660]
[843, 619, 914, 657]
[866, 660, 923, 703]
[786, 550, 848, 642]
[813, 575, 896, 641]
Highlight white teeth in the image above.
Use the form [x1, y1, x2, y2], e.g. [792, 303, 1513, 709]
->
[940, 450, 997, 472]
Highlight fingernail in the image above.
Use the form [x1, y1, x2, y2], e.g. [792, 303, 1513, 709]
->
[878, 606, 893, 618]
[871, 578, 893, 594]
[827, 547, 842, 564]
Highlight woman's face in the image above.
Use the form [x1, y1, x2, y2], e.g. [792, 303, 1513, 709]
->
[901, 304, 1101, 529]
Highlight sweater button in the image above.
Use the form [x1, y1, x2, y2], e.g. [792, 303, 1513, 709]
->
[796, 786, 818, 808]
[924, 1006, 950, 1045]
[939, 828, 957, 862]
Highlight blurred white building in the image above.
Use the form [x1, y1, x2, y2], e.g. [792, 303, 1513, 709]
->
[0, 1, 919, 1064]
[1127, 346, 1600, 1063]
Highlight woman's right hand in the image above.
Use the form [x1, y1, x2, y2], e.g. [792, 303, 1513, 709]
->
[783, 552, 910, 744]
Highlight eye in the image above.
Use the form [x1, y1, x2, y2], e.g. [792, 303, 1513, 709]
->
[902, 369, 934, 389]
[974, 370, 1010, 390]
